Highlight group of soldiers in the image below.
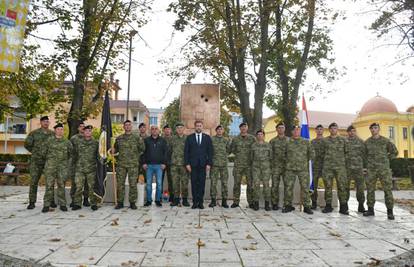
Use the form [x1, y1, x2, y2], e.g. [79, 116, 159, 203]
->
[23, 116, 398, 220]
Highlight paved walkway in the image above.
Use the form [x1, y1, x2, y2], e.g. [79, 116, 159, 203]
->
[0, 186, 413, 267]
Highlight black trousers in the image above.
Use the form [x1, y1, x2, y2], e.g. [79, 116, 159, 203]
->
[190, 165, 206, 204]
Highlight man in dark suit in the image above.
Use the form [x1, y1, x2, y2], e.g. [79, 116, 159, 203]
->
[184, 120, 213, 209]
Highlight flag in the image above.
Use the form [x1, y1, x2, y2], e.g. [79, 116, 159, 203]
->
[96, 90, 113, 200]
[300, 94, 314, 192]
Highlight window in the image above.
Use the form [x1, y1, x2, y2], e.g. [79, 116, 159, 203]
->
[404, 150, 409, 158]
[403, 127, 408, 139]
[149, 116, 158, 126]
[388, 126, 394, 139]
[111, 114, 124, 123]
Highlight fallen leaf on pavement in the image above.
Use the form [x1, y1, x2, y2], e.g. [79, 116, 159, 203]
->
[48, 238, 61, 242]
[111, 218, 119, 226]
[197, 240, 205, 247]
[246, 234, 254, 239]
[144, 219, 152, 224]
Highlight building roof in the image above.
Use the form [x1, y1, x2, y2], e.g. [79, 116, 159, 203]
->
[406, 106, 414, 113]
[110, 100, 148, 112]
[267, 110, 357, 129]
[359, 95, 398, 116]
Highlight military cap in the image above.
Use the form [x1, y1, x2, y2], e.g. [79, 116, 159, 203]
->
[328, 122, 338, 129]
[84, 125, 93, 130]
[175, 122, 184, 127]
[276, 122, 285, 128]
[163, 124, 171, 129]
[54, 123, 64, 129]
[256, 129, 265, 135]
[215, 125, 223, 131]
[369, 122, 380, 129]
[79, 120, 85, 125]
[239, 122, 248, 128]
[347, 125, 355, 132]
[138, 122, 146, 128]
[315, 124, 323, 129]
[291, 125, 301, 131]
[40, 116, 49, 121]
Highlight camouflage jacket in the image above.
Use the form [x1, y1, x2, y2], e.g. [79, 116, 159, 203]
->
[285, 137, 314, 171]
[24, 128, 54, 163]
[74, 138, 99, 173]
[114, 133, 144, 168]
[364, 135, 398, 170]
[321, 135, 347, 170]
[212, 135, 231, 167]
[269, 135, 288, 170]
[163, 135, 173, 164]
[70, 133, 83, 166]
[311, 137, 324, 171]
[250, 141, 272, 168]
[44, 136, 73, 170]
[230, 134, 255, 166]
[170, 134, 187, 166]
[345, 136, 366, 170]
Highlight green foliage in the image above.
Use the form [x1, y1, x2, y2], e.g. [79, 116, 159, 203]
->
[0, 154, 31, 164]
[391, 158, 414, 177]
[92, 123, 124, 140]
[220, 106, 232, 136]
[161, 98, 180, 132]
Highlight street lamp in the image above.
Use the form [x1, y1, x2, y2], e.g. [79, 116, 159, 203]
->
[126, 30, 138, 121]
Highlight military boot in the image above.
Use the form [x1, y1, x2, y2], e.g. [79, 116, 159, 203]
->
[363, 207, 375, 217]
[170, 197, 179, 207]
[358, 202, 366, 213]
[231, 202, 239, 208]
[282, 205, 295, 213]
[50, 201, 57, 208]
[222, 199, 229, 208]
[304, 207, 314, 215]
[115, 203, 124, 209]
[264, 201, 271, 211]
[272, 203, 279, 210]
[209, 198, 216, 208]
[42, 206, 49, 213]
[182, 198, 190, 207]
[27, 202, 35, 210]
[339, 204, 349, 215]
[72, 204, 81, 210]
[253, 201, 259, 211]
[60, 205, 67, 212]
[311, 201, 317, 210]
[91, 205, 98, 211]
[322, 204, 333, 213]
[83, 198, 90, 207]
[387, 209, 395, 220]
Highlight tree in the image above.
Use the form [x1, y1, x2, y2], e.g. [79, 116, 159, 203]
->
[167, 0, 337, 134]
[23, 0, 151, 137]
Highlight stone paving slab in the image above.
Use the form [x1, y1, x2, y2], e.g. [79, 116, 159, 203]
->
[0, 186, 413, 266]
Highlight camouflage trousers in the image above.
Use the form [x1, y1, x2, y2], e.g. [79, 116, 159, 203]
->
[210, 166, 228, 199]
[162, 164, 173, 198]
[284, 170, 312, 208]
[252, 165, 271, 202]
[28, 160, 54, 203]
[233, 165, 253, 205]
[69, 166, 89, 201]
[171, 165, 189, 198]
[74, 170, 97, 206]
[311, 168, 323, 203]
[271, 168, 284, 206]
[116, 166, 138, 204]
[366, 168, 394, 209]
[322, 167, 349, 205]
[43, 167, 67, 207]
[347, 168, 366, 204]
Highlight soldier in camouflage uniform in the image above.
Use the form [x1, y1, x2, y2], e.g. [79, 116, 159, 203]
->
[269, 122, 288, 210]
[311, 124, 324, 209]
[230, 122, 255, 208]
[69, 121, 90, 207]
[162, 124, 174, 202]
[170, 122, 190, 207]
[345, 125, 367, 213]
[321, 122, 349, 215]
[209, 125, 231, 208]
[113, 120, 144, 210]
[24, 116, 55, 210]
[72, 125, 99, 211]
[283, 125, 314, 214]
[363, 123, 398, 220]
[138, 123, 148, 180]
[250, 130, 272, 211]
[42, 123, 73, 213]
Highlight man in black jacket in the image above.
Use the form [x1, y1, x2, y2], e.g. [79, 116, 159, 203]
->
[184, 120, 213, 209]
[142, 125, 168, 207]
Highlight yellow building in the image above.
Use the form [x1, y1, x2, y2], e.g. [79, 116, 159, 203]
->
[264, 95, 414, 158]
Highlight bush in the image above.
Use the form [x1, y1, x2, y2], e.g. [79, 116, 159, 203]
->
[390, 158, 414, 177]
[0, 154, 31, 163]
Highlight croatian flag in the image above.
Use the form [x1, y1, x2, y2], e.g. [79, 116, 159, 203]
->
[300, 94, 314, 192]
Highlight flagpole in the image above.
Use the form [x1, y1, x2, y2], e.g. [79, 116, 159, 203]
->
[111, 142, 118, 206]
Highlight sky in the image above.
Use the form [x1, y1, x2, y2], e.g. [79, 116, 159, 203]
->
[35, 0, 414, 118]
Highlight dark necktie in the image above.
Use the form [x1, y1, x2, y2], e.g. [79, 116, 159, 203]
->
[197, 134, 200, 145]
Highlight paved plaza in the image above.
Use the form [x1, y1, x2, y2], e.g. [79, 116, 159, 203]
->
[0, 186, 413, 266]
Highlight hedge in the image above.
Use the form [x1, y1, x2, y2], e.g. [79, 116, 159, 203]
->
[0, 154, 31, 163]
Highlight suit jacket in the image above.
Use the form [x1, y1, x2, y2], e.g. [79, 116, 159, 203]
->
[184, 133, 213, 167]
